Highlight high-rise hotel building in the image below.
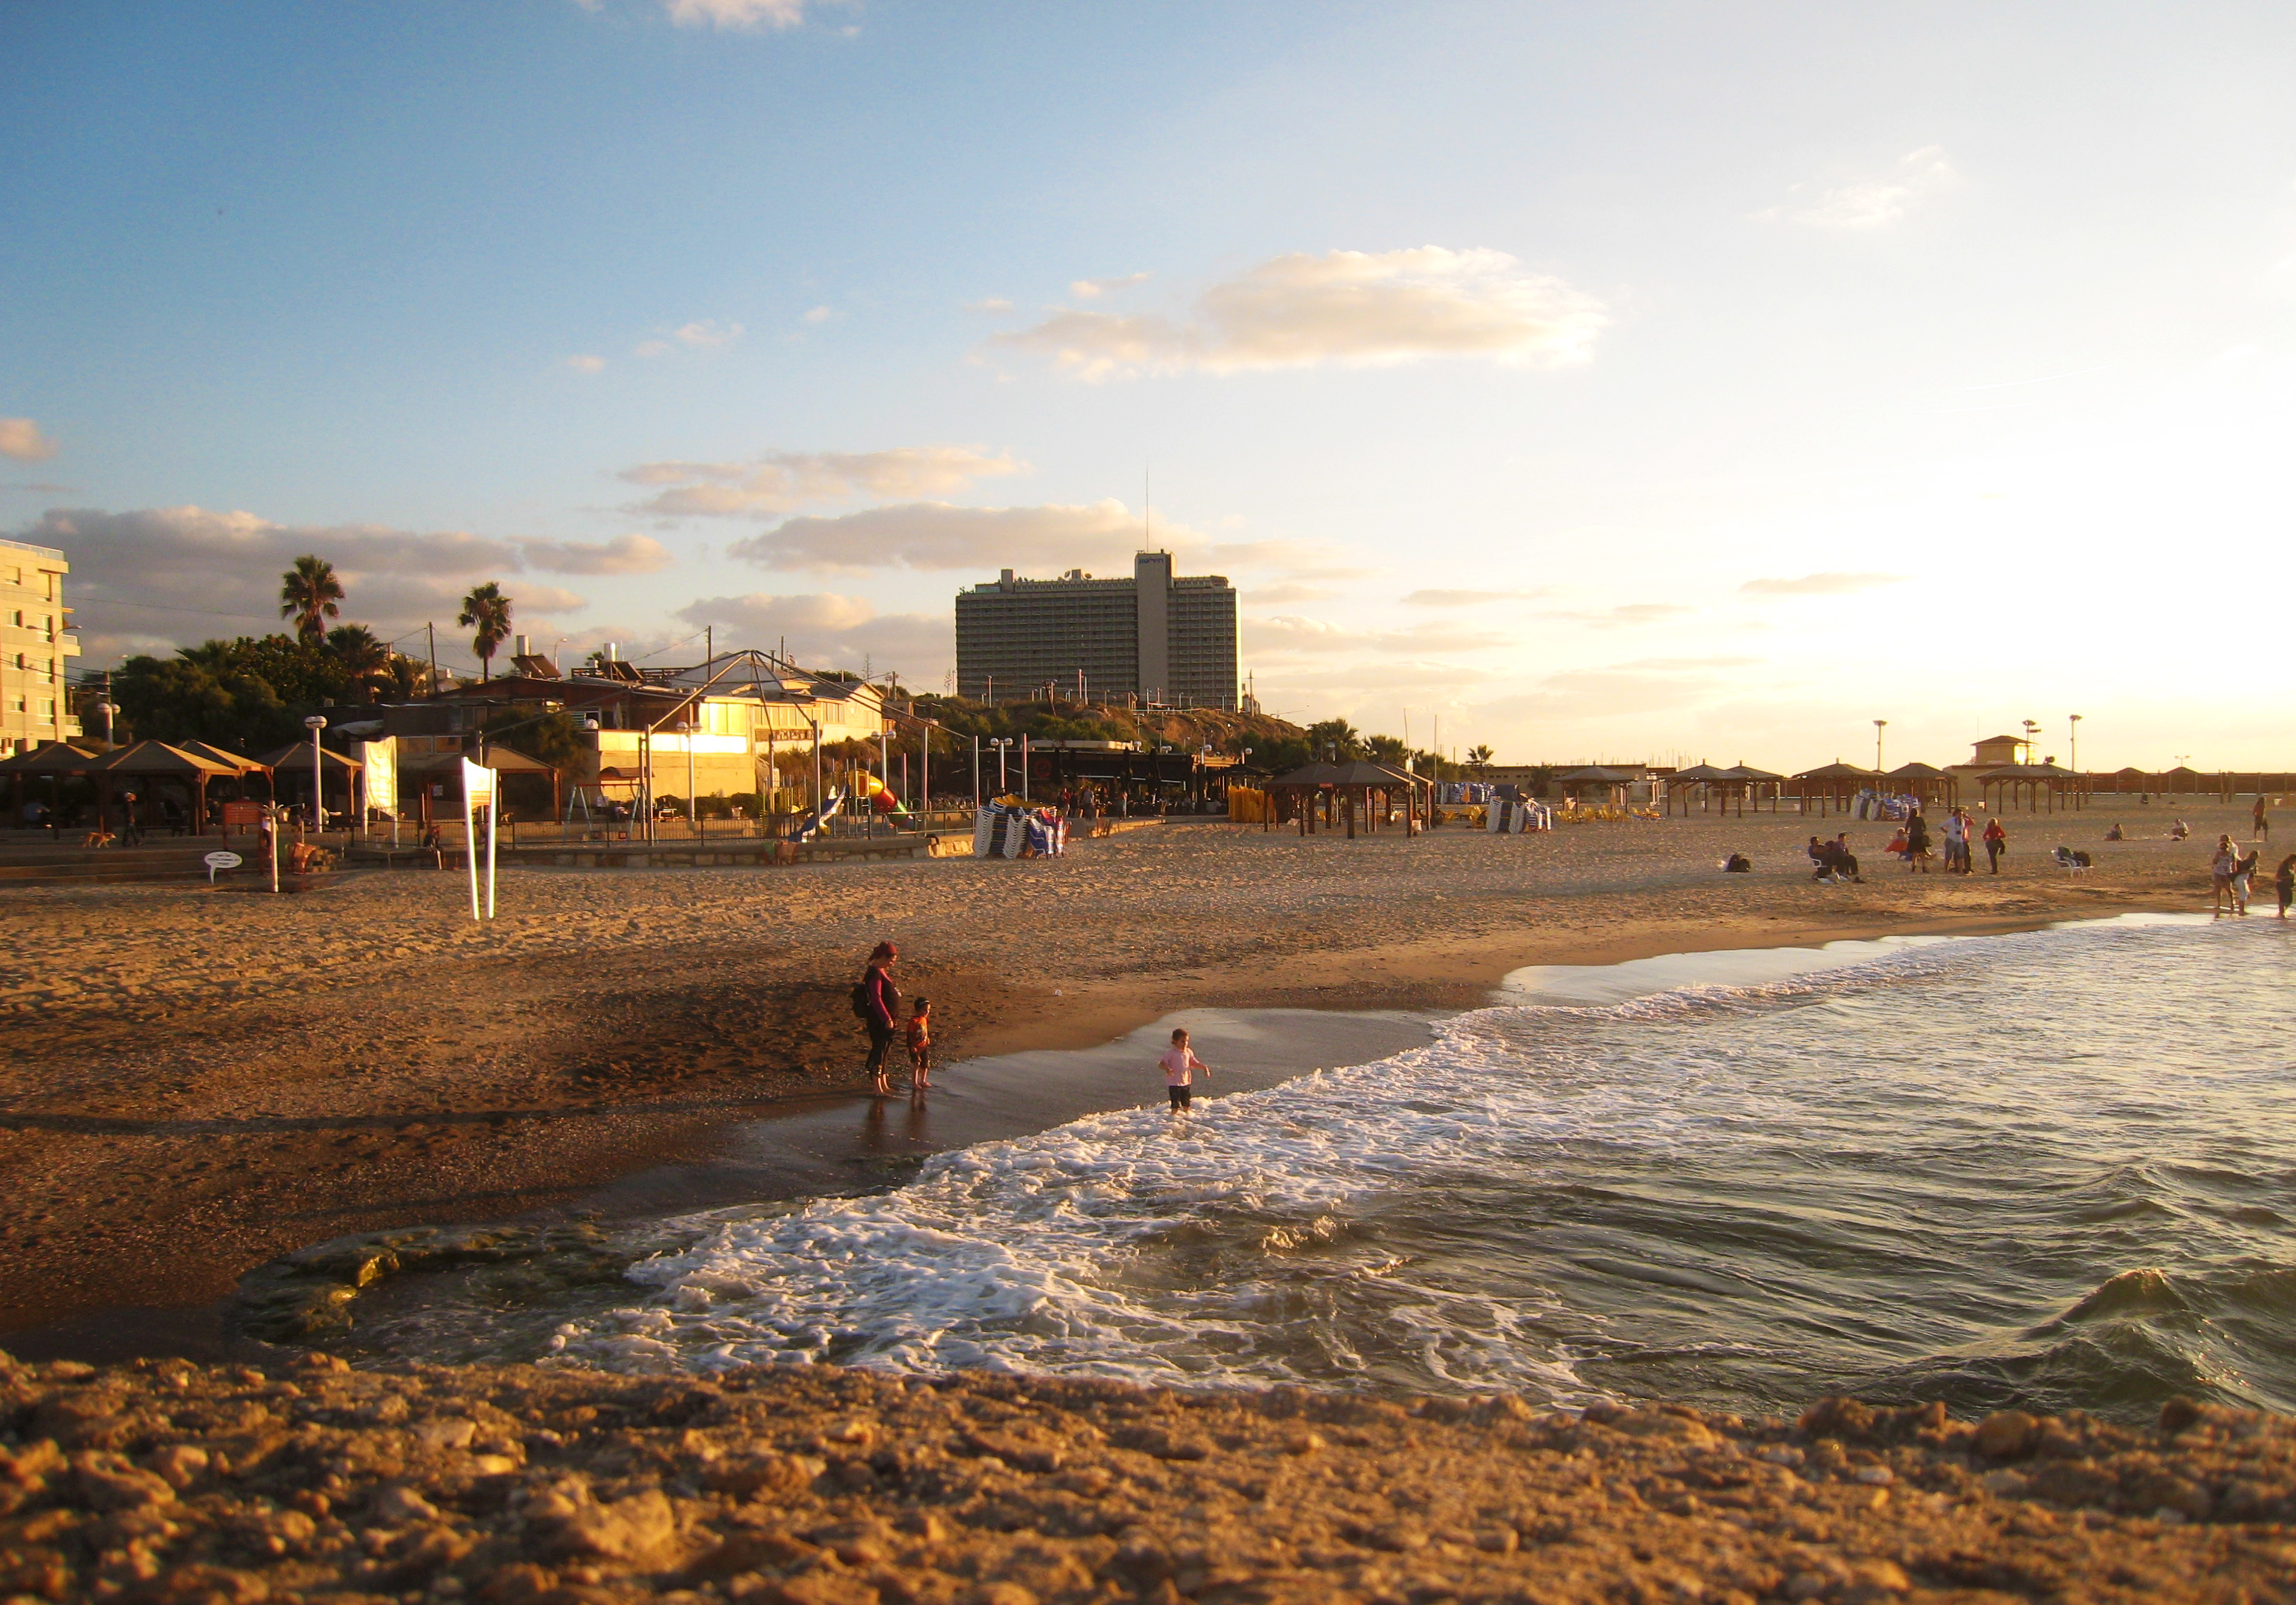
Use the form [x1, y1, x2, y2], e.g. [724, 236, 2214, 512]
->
[954, 551, 1238, 709]
[1, 537, 79, 754]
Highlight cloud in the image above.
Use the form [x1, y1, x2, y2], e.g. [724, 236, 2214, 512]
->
[663, 0, 815, 28]
[1070, 272, 1151, 300]
[16, 504, 587, 663]
[637, 319, 744, 357]
[3, 482, 75, 495]
[623, 445, 1024, 519]
[1246, 614, 1512, 658]
[1757, 146, 1957, 229]
[1738, 571, 1907, 596]
[991, 247, 1606, 380]
[676, 590, 947, 677]
[730, 498, 1164, 573]
[1403, 587, 1546, 607]
[1200, 538, 1373, 581]
[564, 355, 606, 374]
[1541, 602, 1694, 628]
[518, 533, 674, 575]
[964, 297, 1014, 313]
[801, 305, 836, 324]
[1247, 582, 1340, 605]
[0, 419, 58, 463]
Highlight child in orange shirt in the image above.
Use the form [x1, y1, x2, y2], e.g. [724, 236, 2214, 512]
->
[906, 998, 933, 1092]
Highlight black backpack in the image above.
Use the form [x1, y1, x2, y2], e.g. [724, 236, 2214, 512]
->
[850, 978, 872, 1019]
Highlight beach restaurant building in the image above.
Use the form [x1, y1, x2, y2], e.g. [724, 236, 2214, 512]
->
[345, 643, 887, 815]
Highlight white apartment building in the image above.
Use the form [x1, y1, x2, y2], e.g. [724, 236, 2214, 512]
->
[0, 538, 80, 755]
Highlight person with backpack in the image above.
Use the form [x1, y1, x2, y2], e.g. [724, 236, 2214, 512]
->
[851, 941, 901, 1095]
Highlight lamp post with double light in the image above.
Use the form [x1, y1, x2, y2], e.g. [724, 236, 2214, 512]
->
[990, 737, 1013, 795]
[303, 715, 327, 841]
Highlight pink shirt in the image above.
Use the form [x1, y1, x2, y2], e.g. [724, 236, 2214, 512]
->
[1159, 1047, 1206, 1087]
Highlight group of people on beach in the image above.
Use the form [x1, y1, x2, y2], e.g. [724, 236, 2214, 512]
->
[856, 941, 1212, 1112]
[1803, 808, 2010, 883]
[2209, 837, 2295, 918]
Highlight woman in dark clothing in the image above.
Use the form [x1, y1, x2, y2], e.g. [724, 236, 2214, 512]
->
[1904, 811, 1932, 873]
[861, 941, 901, 1096]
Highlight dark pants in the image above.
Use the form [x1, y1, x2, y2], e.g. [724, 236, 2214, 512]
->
[1167, 1083, 1192, 1110]
[1987, 841, 2002, 873]
[865, 1019, 895, 1077]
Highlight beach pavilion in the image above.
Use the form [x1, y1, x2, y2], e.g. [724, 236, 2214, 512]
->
[1789, 761, 1879, 818]
[1666, 762, 1737, 815]
[1975, 761, 2087, 814]
[1267, 758, 1426, 837]
[83, 740, 242, 836]
[256, 740, 365, 827]
[0, 737, 110, 835]
[1719, 764, 1786, 814]
[1556, 765, 1640, 808]
[401, 744, 563, 824]
[1883, 761, 1960, 811]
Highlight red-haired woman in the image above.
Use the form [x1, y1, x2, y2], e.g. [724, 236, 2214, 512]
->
[860, 942, 901, 1095]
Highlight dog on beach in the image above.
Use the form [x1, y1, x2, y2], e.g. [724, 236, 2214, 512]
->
[81, 830, 117, 849]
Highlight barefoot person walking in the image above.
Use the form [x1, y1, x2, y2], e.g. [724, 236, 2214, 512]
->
[1159, 1027, 1211, 1116]
[857, 941, 901, 1095]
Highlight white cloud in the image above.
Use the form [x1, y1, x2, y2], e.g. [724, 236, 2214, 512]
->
[801, 305, 836, 324]
[993, 247, 1607, 380]
[964, 297, 1014, 313]
[1070, 272, 1151, 300]
[563, 354, 606, 374]
[623, 445, 1024, 519]
[1246, 614, 1512, 657]
[729, 499, 1171, 573]
[518, 533, 674, 575]
[0, 419, 58, 462]
[1739, 572, 1907, 596]
[663, 0, 815, 29]
[1543, 602, 1694, 628]
[1758, 146, 1957, 229]
[16, 504, 585, 662]
[635, 319, 744, 358]
[1247, 582, 1340, 605]
[1403, 587, 1547, 607]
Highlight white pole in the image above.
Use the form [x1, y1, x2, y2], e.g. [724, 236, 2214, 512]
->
[464, 780, 481, 921]
[972, 734, 980, 808]
[485, 788, 498, 920]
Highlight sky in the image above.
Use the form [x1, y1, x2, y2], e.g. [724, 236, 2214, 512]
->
[5, 1, 2295, 771]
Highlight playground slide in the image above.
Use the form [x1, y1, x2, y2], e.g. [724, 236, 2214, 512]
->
[789, 786, 846, 842]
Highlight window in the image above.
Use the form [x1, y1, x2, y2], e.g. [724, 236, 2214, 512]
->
[39, 699, 55, 717]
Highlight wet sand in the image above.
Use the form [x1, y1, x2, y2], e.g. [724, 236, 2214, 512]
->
[0, 803, 2238, 1351]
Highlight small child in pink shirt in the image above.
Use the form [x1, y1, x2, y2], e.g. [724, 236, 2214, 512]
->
[1158, 1027, 1210, 1114]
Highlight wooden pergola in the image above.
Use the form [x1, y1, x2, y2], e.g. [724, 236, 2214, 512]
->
[1883, 761, 1959, 810]
[1719, 763, 1787, 814]
[1975, 762, 2088, 814]
[83, 741, 241, 836]
[1667, 762, 1737, 816]
[1789, 761, 1880, 819]
[255, 740, 365, 826]
[1267, 759, 1428, 838]
[0, 738, 111, 837]
[1557, 765, 1639, 808]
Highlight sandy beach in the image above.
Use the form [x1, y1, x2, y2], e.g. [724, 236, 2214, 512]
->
[0, 803, 2242, 1351]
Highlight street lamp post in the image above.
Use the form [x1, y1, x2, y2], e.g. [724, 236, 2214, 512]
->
[2021, 720, 2040, 764]
[990, 737, 1012, 794]
[677, 719, 697, 839]
[2068, 714, 2082, 773]
[303, 714, 327, 842]
[1874, 719, 1887, 773]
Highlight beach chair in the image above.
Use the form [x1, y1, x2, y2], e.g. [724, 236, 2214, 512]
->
[2052, 847, 2090, 876]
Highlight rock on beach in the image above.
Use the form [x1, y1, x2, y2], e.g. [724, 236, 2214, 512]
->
[5, 1352, 2296, 1604]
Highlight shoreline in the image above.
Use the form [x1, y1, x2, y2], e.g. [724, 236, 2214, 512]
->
[0, 808, 2229, 1352]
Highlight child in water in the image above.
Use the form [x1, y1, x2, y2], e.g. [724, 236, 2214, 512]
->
[906, 998, 933, 1092]
[2278, 856, 2295, 921]
[1159, 1027, 1211, 1114]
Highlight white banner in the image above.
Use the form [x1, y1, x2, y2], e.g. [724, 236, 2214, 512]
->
[460, 757, 498, 921]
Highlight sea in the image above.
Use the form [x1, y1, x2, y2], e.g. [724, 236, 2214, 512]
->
[333, 913, 2296, 1425]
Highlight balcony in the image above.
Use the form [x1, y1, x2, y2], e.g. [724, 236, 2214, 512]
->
[57, 632, 78, 656]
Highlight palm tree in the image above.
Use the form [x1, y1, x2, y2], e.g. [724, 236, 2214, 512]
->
[280, 555, 345, 643]
[326, 624, 392, 702]
[1466, 743, 1496, 776]
[457, 582, 513, 681]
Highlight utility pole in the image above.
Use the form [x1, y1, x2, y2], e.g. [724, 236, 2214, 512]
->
[428, 622, 439, 695]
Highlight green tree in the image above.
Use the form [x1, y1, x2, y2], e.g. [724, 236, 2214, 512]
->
[326, 624, 392, 702]
[279, 555, 345, 644]
[1364, 733, 1410, 765]
[1466, 743, 1496, 775]
[1305, 718, 1363, 761]
[457, 582, 513, 680]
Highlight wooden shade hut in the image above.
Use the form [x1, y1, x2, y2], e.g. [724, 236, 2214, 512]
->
[2158, 764, 2206, 800]
[1267, 759, 1425, 837]
[1667, 762, 1735, 815]
[82, 740, 241, 835]
[1558, 765, 1639, 807]
[404, 745, 561, 820]
[0, 739, 110, 835]
[255, 740, 365, 825]
[1712, 763, 1785, 815]
[1976, 762, 2086, 814]
[1790, 761, 1879, 819]
[1883, 761, 1959, 810]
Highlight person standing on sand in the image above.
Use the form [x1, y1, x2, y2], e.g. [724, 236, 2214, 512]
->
[1159, 1027, 1210, 1115]
[2211, 837, 2238, 917]
[2234, 845, 2259, 917]
[2277, 854, 2295, 920]
[1983, 816, 2008, 874]
[860, 941, 901, 1095]
[906, 996, 933, 1093]
[2256, 797, 2272, 842]
[1904, 811, 1932, 873]
[1941, 808, 1968, 874]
